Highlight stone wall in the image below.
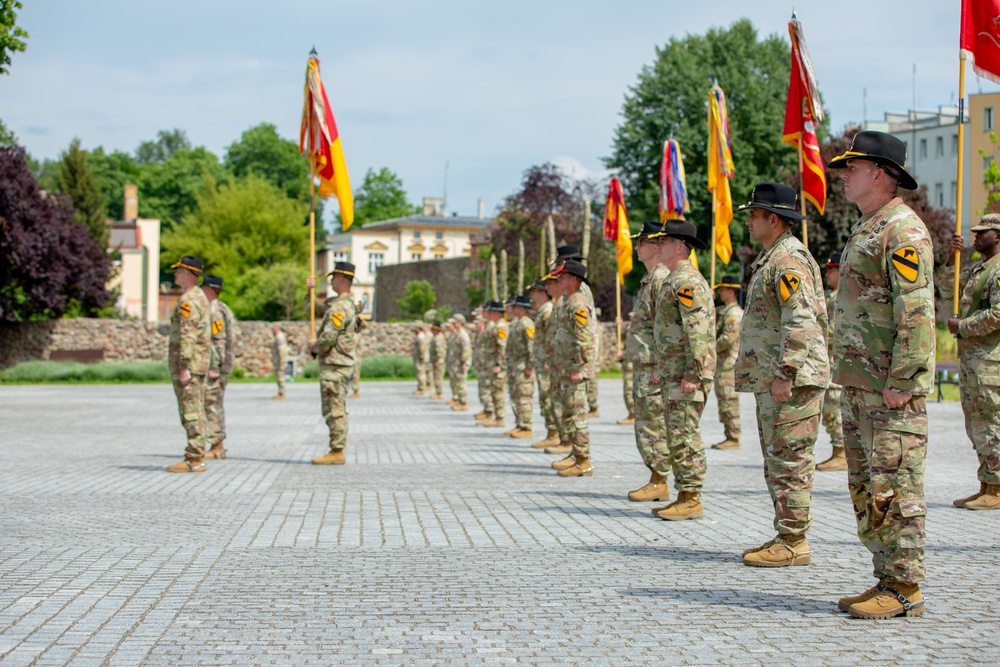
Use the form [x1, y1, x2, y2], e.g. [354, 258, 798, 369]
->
[373, 256, 472, 321]
[0, 319, 625, 374]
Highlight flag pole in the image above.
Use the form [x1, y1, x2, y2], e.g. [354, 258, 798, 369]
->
[798, 143, 809, 249]
[954, 53, 967, 317]
[309, 162, 317, 339]
[615, 279, 622, 356]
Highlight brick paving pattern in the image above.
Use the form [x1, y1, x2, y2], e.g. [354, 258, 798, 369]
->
[1, 381, 998, 665]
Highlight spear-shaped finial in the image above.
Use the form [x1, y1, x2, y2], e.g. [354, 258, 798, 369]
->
[309, 46, 318, 58]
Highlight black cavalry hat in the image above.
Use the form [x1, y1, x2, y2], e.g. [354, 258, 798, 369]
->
[327, 261, 356, 279]
[529, 277, 550, 293]
[738, 182, 807, 221]
[827, 130, 918, 190]
[657, 219, 706, 250]
[170, 255, 205, 274]
[484, 300, 506, 312]
[713, 275, 741, 290]
[630, 220, 666, 240]
[553, 259, 589, 285]
[511, 294, 532, 308]
[554, 244, 585, 262]
[202, 274, 224, 291]
[826, 252, 842, 268]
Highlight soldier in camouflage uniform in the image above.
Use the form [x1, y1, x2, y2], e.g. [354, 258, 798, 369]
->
[450, 315, 473, 411]
[429, 321, 446, 399]
[946, 217, 1000, 511]
[271, 325, 288, 399]
[541, 273, 571, 455]
[552, 245, 600, 417]
[350, 311, 365, 399]
[618, 349, 635, 425]
[625, 221, 673, 502]
[444, 319, 459, 404]
[411, 325, 426, 395]
[734, 183, 830, 567]
[816, 252, 846, 471]
[549, 260, 597, 476]
[650, 221, 715, 520]
[419, 324, 433, 394]
[166, 255, 212, 473]
[711, 275, 743, 450]
[472, 312, 495, 421]
[308, 262, 358, 465]
[504, 294, 536, 438]
[529, 279, 559, 447]
[479, 301, 508, 427]
[828, 131, 934, 619]
[202, 274, 236, 460]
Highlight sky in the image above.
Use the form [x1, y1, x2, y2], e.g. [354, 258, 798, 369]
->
[1, 0, 991, 223]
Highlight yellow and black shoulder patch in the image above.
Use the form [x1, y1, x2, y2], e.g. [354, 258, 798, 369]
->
[212, 319, 223, 335]
[575, 308, 588, 326]
[497, 327, 507, 339]
[179, 302, 191, 318]
[526, 326, 535, 339]
[332, 311, 344, 328]
[677, 286, 694, 308]
[778, 273, 802, 303]
[891, 246, 920, 283]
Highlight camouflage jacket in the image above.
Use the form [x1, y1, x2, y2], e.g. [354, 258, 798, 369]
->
[456, 328, 472, 369]
[445, 330, 458, 369]
[944, 254, 1000, 371]
[431, 331, 446, 367]
[412, 331, 424, 364]
[315, 293, 357, 368]
[824, 288, 838, 359]
[653, 259, 716, 384]
[418, 331, 431, 365]
[714, 301, 743, 382]
[627, 264, 670, 367]
[209, 298, 236, 377]
[272, 330, 288, 364]
[735, 231, 829, 393]
[552, 288, 596, 379]
[832, 197, 936, 395]
[505, 315, 536, 373]
[533, 301, 554, 370]
[168, 285, 211, 376]
[482, 318, 508, 369]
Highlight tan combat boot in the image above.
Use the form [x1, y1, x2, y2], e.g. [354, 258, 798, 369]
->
[742, 534, 811, 567]
[473, 410, 489, 419]
[816, 446, 848, 471]
[964, 484, 1000, 510]
[588, 409, 600, 418]
[312, 450, 346, 465]
[350, 391, 360, 399]
[557, 456, 594, 477]
[203, 446, 227, 460]
[544, 443, 573, 455]
[166, 458, 206, 473]
[482, 416, 506, 428]
[953, 482, 987, 508]
[552, 455, 577, 471]
[837, 584, 882, 612]
[510, 428, 534, 439]
[412, 389, 425, 396]
[446, 398, 457, 405]
[616, 413, 635, 425]
[627, 470, 671, 502]
[711, 438, 740, 450]
[430, 393, 442, 399]
[742, 537, 776, 557]
[652, 491, 703, 521]
[848, 580, 925, 619]
[532, 429, 559, 448]
[272, 393, 285, 400]
[451, 403, 468, 411]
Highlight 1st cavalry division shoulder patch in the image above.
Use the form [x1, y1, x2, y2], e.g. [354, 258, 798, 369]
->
[778, 273, 801, 302]
[179, 302, 191, 318]
[575, 308, 588, 326]
[212, 319, 223, 335]
[677, 287, 694, 308]
[526, 326, 535, 339]
[891, 246, 920, 282]
[332, 312, 344, 328]
[498, 327, 507, 339]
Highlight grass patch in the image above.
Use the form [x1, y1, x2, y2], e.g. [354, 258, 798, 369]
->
[936, 322, 958, 363]
[303, 355, 417, 380]
[1, 360, 170, 383]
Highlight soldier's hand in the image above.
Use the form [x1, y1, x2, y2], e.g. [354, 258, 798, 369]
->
[883, 388, 912, 409]
[208, 370, 220, 380]
[179, 368, 191, 386]
[570, 370, 583, 384]
[306, 276, 316, 288]
[770, 377, 793, 403]
[681, 379, 699, 394]
[492, 365, 501, 374]
[947, 318, 960, 336]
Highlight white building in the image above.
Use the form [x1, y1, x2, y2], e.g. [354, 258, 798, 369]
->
[106, 184, 160, 322]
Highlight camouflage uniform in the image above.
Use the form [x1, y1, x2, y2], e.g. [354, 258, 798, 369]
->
[475, 322, 494, 415]
[622, 358, 634, 416]
[483, 318, 508, 420]
[735, 230, 830, 536]
[833, 196, 935, 586]
[415, 330, 432, 392]
[714, 301, 744, 442]
[205, 298, 236, 448]
[431, 329, 446, 396]
[445, 326, 459, 399]
[454, 326, 472, 405]
[553, 289, 596, 457]
[506, 314, 536, 430]
[628, 264, 673, 475]
[272, 329, 288, 395]
[350, 325, 363, 395]
[821, 288, 844, 450]
[533, 300, 557, 434]
[543, 300, 565, 443]
[315, 293, 357, 453]
[581, 281, 601, 413]
[168, 286, 212, 459]
[654, 260, 716, 491]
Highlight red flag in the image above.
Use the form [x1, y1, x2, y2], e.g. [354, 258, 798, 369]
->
[603, 178, 633, 284]
[782, 18, 826, 215]
[961, 0, 1000, 84]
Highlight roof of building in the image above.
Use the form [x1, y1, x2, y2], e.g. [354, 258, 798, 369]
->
[357, 214, 493, 232]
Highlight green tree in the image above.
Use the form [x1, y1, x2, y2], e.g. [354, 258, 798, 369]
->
[136, 129, 191, 165]
[0, 0, 28, 75]
[88, 147, 142, 220]
[225, 123, 311, 203]
[0, 117, 16, 145]
[58, 138, 108, 246]
[396, 279, 437, 320]
[138, 146, 230, 229]
[348, 167, 418, 227]
[230, 261, 308, 321]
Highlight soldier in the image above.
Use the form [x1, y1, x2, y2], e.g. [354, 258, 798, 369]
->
[828, 130, 935, 619]
[618, 353, 635, 425]
[166, 255, 212, 473]
[479, 301, 508, 427]
[816, 252, 847, 471]
[549, 260, 597, 477]
[429, 320, 446, 399]
[444, 319, 459, 405]
[552, 245, 600, 417]
[450, 314, 473, 411]
[734, 183, 829, 567]
[418, 322, 433, 394]
[711, 276, 744, 450]
[271, 325, 288, 399]
[350, 308, 365, 399]
[307, 262, 358, 465]
[946, 216, 1000, 510]
[625, 221, 673, 502]
[541, 273, 572, 455]
[472, 310, 495, 421]
[504, 294, 536, 438]
[650, 220, 715, 520]
[529, 279, 559, 447]
[411, 324, 426, 395]
[202, 274, 236, 460]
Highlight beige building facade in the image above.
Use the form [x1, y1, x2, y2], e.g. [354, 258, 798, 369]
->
[107, 185, 161, 322]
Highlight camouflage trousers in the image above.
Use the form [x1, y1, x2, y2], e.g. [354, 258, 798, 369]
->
[622, 360, 634, 415]
[319, 364, 352, 452]
[959, 363, 1000, 485]
[842, 387, 927, 585]
[351, 358, 361, 393]
[416, 362, 430, 391]
[171, 374, 208, 459]
[536, 370, 556, 431]
[204, 374, 228, 447]
[477, 364, 494, 413]
[550, 371, 566, 442]
[508, 369, 535, 429]
[661, 379, 710, 491]
[558, 378, 590, 458]
[714, 375, 741, 441]
[586, 375, 599, 413]
[754, 386, 822, 536]
[822, 383, 844, 448]
[632, 365, 671, 475]
[274, 356, 287, 394]
[432, 362, 445, 395]
[488, 367, 507, 420]
[453, 365, 469, 405]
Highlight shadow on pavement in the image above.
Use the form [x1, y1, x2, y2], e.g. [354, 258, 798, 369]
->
[581, 543, 735, 564]
[622, 586, 834, 615]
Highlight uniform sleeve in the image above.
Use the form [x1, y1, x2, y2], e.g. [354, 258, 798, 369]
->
[959, 267, 1000, 339]
[776, 256, 822, 379]
[716, 308, 738, 354]
[525, 319, 535, 369]
[316, 305, 345, 354]
[223, 308, 236, 375]
[675, 282, 714, 383]
[886, 221, 936, 393]
[570, 301, 595, 376]
[179, 296, 204, 368]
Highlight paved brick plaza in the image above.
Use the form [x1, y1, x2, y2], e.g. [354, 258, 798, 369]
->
[0, 380, 998, 665]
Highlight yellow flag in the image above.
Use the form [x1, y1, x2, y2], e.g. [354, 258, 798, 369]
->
[708, 85, 734, 265]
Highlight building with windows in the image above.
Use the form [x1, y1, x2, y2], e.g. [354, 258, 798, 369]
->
[968, 91, 1000, 224]
[106, 184, 161, 322]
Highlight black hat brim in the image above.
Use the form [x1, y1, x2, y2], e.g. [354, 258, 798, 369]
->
[661, 232, 707, 251]
[827, 153, 918, 190]
[737, 201, 808, 221]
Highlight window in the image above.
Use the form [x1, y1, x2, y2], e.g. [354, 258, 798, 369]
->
[951, 181, 958, 206]
[435, 231, 443, 241]
[919, 138, 927, 159]
[413, 230, 421, 239]
[935, 183, 944, 208]
[469, 233, 475, 240]
[333, 251, 347, 263]
[368, 252, 384, 274]
[936, 136, 944, 157]
[986, 107, 994, 131]
[952, 134, 959, 156]
[434, 253, 445, 260]
[985, 156, 995, 172]
[411, 253, 422, 262]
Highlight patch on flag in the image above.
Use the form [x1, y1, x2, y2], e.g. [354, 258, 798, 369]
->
[778, 273, 802, 303]
[891, 246, 920, 283]
[212, 319, 223, 336]
[575, 308, 588, 326]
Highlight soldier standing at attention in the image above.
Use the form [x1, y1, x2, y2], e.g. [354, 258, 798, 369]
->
[552, 245, 600, 417]
[429, 320, 446, 399]
[946, 217, 1000, 510]
[418, 322, 433, 394]
[451, 315, 473, 411]
[307, 262, 358, 465]
[549, 260, 597, 477]
[349, 308, 365, 399]
[625, 221, 673, 502]
[618, 352, 635, 425]
[541, 273, 572, 456]
[816, 252, 847, 471]
[734, 183, 829, 567]
[411, 324, 426, 395]
[166, 255, 212, 473]
[472, 310, 495, 421]
[505, 294, 536, 439]
[202, 274, 236, 460]
[650, 220, 715, 520]
[271, 325, 288, 399]
[827, 130, 935, 619]
[480, 301, 509, 427]
[445, 319, 459, 405]
[528, 280, 559, 448]
[711, 276, 744, 450]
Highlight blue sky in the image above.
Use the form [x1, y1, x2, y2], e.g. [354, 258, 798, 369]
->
[0, 0, 988, 221]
